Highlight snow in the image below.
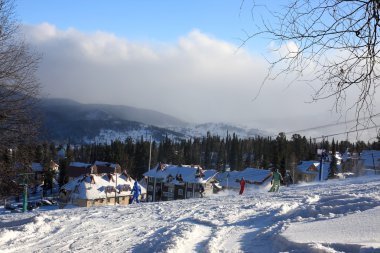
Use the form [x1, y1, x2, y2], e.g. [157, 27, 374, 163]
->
[144, 164, 218, 184]
[216, 168, 272, 189]
[1, 175, 380, 252]
[282, 206, 380, 248]
[69, 162, 92, 168]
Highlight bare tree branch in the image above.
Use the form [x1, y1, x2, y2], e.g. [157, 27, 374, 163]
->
[244, 0, 380, 130]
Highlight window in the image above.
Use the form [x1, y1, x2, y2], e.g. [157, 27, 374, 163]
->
[178, 189, 183, 196]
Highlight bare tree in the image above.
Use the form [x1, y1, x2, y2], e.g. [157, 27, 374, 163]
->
[242, 0, 380, 125]
[0, 0, 40, 198]
[0, 0, 40, 150]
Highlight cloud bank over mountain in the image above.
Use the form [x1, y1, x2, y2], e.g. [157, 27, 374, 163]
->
[22, 23, 364, 138]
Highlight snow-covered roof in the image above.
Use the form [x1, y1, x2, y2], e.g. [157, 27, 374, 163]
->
[31, 162, 43, 172]
[216, 168, 272, 188]
[94, 161, 119, 168]
[69, 162, 93, 168]
[296, 161, 320, 174]
[296, 161, 331, 180]
[144, 164, 218, 184]
[360, 150, 380, 168]
[61, 173, 146, 200]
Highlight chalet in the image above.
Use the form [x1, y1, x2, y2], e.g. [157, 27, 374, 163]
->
[59, 172, 147, 208]
[94, 161, 122, 174]
[143, 164, 218, 202]
[31, 160, 59, 184]
[31, 163, 44, 183]
[216, 168, 272, 191]
[66, 162, 97, 181]
[295, 161, 331, 182]
[359, 150, 380, 175]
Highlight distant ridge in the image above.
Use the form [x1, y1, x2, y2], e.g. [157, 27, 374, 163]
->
[39, 98, 187, 127]
[37, 98, 268, 144]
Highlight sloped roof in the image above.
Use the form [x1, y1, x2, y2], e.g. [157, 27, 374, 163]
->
[216, 168, 272, 188]
[69, 162, 93, 168]
[61, 173, 146, 200]
[144, 164, 218, 184]
[296, 161, 331, 180]
[94, 161, 120, 168]
[31, 163, 43, 172]
[360, 150, 380, 168]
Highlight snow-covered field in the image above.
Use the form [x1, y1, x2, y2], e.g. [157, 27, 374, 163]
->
[1, 176, 380, 253]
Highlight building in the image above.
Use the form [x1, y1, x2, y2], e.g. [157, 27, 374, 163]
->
[358, 150, 380, 175]
[143, 164, 218, 202]
[59, 172, 147, 208]
[66, 162, 97, 181]
[94, 161, 122, 174]
[31, 162, 44, 183]
[295, 161, 331, 182]
[31, 160, 60, 184]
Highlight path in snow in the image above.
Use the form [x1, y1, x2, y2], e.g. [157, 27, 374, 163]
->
[0, 176, 379, 253]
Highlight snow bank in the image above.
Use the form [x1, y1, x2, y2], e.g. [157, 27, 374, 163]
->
[282, 206, 380, 249]
[1, 175, 379, 252]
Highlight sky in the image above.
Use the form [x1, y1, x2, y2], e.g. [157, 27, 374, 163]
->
[14, 0, 380, 141]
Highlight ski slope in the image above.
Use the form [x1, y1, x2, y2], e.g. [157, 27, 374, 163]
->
[1, 176, 380, 253]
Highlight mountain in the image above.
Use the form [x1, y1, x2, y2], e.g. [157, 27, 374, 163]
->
[37, 98, 268, 143]
[169, 122, 269, 139]
[37, 98, 188, 143]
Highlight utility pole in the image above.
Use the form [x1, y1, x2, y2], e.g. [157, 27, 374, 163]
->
[319, 137, 325, 181]
[114, 168, 118, 205]
[148, 136, 152, 171]
[18, 173, 34, 212]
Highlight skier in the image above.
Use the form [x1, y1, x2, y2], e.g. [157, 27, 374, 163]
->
[269, 169, 283, 192]
[130, 181, 141, 203]
[199, 184, 205, 198]
[239, 177, 246, 195]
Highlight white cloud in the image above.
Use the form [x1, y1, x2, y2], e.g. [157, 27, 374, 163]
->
[22, 23, 362, 136]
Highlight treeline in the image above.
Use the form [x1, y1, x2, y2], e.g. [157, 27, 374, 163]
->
[47, 133, 376, 179]
[2, 131, 378, 192]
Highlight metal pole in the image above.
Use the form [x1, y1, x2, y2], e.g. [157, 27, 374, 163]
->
[152, 178, 156, 202]
[319, 137, 324, 181]
[148, 136, 152, 171]
[115, 169, 117, 205]
[372, 153, 375, 173]
[23, 184, 27, 212]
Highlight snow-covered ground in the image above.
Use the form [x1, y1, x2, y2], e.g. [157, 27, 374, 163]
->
[1, 176, 380, 253]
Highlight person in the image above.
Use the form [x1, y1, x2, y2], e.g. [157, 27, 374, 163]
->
[239, 177, 246, 195]
[199, 184, 205, 198]
[284, 172, 293, 186]
[130, 181, 142, 203]
[156, 187, 162, 201]
[269, 169, 283, 192]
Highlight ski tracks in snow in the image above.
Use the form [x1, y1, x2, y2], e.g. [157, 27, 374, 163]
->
[1, 176, 380, 253]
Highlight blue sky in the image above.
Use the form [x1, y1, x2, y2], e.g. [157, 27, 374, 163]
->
[17, 1, 254, 45]
[13, 1, 380, 141]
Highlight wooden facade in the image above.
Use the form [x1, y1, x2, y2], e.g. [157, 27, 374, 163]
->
[59, 174, 147, 208]
[145, 169, 217, 202]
